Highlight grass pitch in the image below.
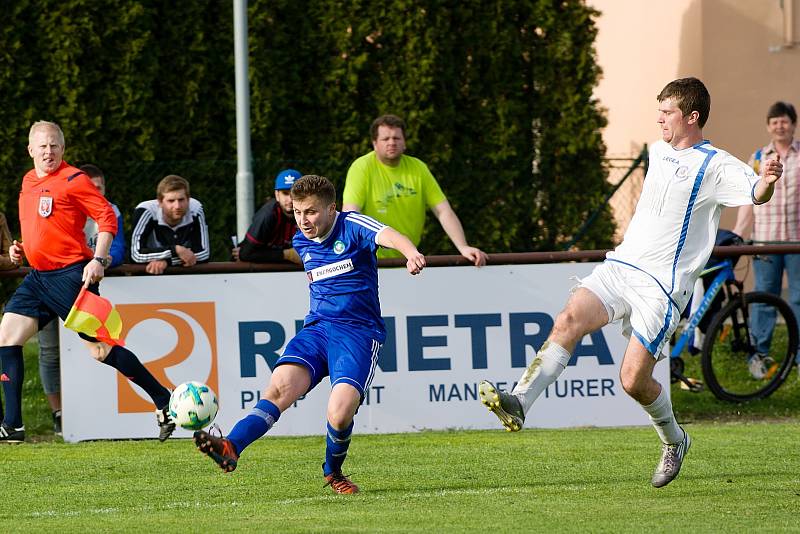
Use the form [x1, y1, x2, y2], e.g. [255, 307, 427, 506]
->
[3, 422, 799, 532]
[8, 341, 800, 532]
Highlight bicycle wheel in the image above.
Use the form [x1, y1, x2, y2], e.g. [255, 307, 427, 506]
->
[701, 291, 798, 402]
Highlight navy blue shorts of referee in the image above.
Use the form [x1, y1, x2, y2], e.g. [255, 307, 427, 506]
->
[5, 261, 100, 341]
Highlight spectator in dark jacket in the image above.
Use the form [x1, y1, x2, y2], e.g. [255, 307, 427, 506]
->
[234, 169, 301, 264]
[0, 212, 17, 271]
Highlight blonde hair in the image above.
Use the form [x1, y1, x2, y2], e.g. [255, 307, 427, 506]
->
[29, 121, 65, 146]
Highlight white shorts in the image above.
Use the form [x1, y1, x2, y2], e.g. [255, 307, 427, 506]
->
[578, 260, 679, 359]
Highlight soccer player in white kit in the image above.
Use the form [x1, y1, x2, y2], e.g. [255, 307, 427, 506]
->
[479, 77, 784, 488]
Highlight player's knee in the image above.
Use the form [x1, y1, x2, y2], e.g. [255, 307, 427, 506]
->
[87, 343, 110, 362]
[264, 380, 301, 410]
[264, 382, 287, 404]
[551, 309, 583, 341]
[327, 391, 359, 428]
[326, 405, 354, 430]
[619, 368, 646, 400]
[0, 319, 31, 346]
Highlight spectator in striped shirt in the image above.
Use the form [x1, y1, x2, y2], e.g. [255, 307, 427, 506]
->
[130, 175, 210, 275]
[734, 101, 800, 373]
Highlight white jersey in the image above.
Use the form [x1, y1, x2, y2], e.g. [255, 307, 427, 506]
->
[607, 139, 759, 312]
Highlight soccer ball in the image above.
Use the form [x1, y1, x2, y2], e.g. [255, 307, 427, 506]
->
[169, 381, 219, 431]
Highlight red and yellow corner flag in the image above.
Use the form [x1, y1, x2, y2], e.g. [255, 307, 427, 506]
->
[64, 286, 126, 346]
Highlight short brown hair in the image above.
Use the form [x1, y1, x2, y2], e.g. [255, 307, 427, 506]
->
[80, 163, 104, 179]
[767, 101, 797, 124]
[656, 77, 711, 128]
[157, 174, 190, 200]
[290, 175, 336, 206]
[370, 114, 406, 141]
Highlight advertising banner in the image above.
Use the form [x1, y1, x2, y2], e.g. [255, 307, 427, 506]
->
[60, 263, 670, 442]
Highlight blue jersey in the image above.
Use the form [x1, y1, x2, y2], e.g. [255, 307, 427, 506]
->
[293, 211, 388, 339]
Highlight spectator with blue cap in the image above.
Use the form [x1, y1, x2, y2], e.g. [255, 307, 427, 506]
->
[234, 168, 302, 264]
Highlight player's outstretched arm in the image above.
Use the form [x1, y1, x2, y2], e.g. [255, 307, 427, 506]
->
[754, 155, 782, 204]
[376, 227, 426, 275]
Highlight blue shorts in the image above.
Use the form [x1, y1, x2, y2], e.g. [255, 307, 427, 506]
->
[277, 320, 381, 402]
[5, 261, 99, 340]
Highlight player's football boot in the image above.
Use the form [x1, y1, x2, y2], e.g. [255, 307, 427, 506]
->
[479, 380, 525, 432]
[651, 429, 691, 488]
[156, 406, 176, 442]
[53, 409, 63, 436]
[323, 470, 360, 494]
[194, 430, 239, 473]
[0, 422, 25, 443]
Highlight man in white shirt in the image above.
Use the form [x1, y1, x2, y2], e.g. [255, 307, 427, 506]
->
[478, 77, 783, 488]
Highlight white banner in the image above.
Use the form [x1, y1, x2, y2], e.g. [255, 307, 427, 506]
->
[60, 263, 669, 442]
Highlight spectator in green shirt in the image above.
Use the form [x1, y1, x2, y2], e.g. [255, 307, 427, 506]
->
[342, 114, 487, 266]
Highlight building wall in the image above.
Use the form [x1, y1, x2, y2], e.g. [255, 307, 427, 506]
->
[591, 0, 800, 232]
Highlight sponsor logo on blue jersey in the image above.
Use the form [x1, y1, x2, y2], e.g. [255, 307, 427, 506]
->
[308, 258, 354, 282]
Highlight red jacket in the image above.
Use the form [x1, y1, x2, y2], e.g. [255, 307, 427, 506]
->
[19, 161, 117, 270]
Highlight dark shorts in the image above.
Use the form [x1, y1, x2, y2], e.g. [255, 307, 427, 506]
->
[278, 320, 382, 402]
[5, 261, 99, 339]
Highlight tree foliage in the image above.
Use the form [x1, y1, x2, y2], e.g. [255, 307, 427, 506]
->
[0, 0, 612, 261]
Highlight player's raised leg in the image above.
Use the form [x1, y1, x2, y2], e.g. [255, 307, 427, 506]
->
[85, 340, 175, 441]
[195, 363, 310, 472]
[480, 287, 609, 431]
[322, 383, 361, 494]
[620, 339, 690, 488]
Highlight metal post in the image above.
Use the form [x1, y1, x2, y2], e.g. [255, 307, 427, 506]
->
[234, 0, 254, 239]
[784, 0, 797, 46]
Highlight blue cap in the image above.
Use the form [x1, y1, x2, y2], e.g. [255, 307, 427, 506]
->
[275, 169, 301, 190]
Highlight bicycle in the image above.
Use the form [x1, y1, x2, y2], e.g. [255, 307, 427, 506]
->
[670, 257, 798, 402]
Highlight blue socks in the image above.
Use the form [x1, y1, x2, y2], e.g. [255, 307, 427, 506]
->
[223, 399, 354, 473]
[0, 346, 24, 428]
[227, 399, 281, 455]
[102, 346, 171, 409]
[323, 421, 354, 476]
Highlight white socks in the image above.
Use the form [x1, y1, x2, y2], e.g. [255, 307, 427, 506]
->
[641, 385, 683, 444]
[512, 341, 572, 412]
[511, 341, 682, 446]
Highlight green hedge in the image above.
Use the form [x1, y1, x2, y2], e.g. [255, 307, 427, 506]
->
[0, 0, 613, 261]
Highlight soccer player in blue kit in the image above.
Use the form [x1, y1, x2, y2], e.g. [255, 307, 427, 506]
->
[194, 174, 426, 494]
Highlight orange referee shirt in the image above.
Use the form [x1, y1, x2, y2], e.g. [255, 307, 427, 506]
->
[19, 161, 117, 271]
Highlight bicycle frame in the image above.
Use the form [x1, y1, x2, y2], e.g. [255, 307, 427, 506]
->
[670, 258, 736, 359]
